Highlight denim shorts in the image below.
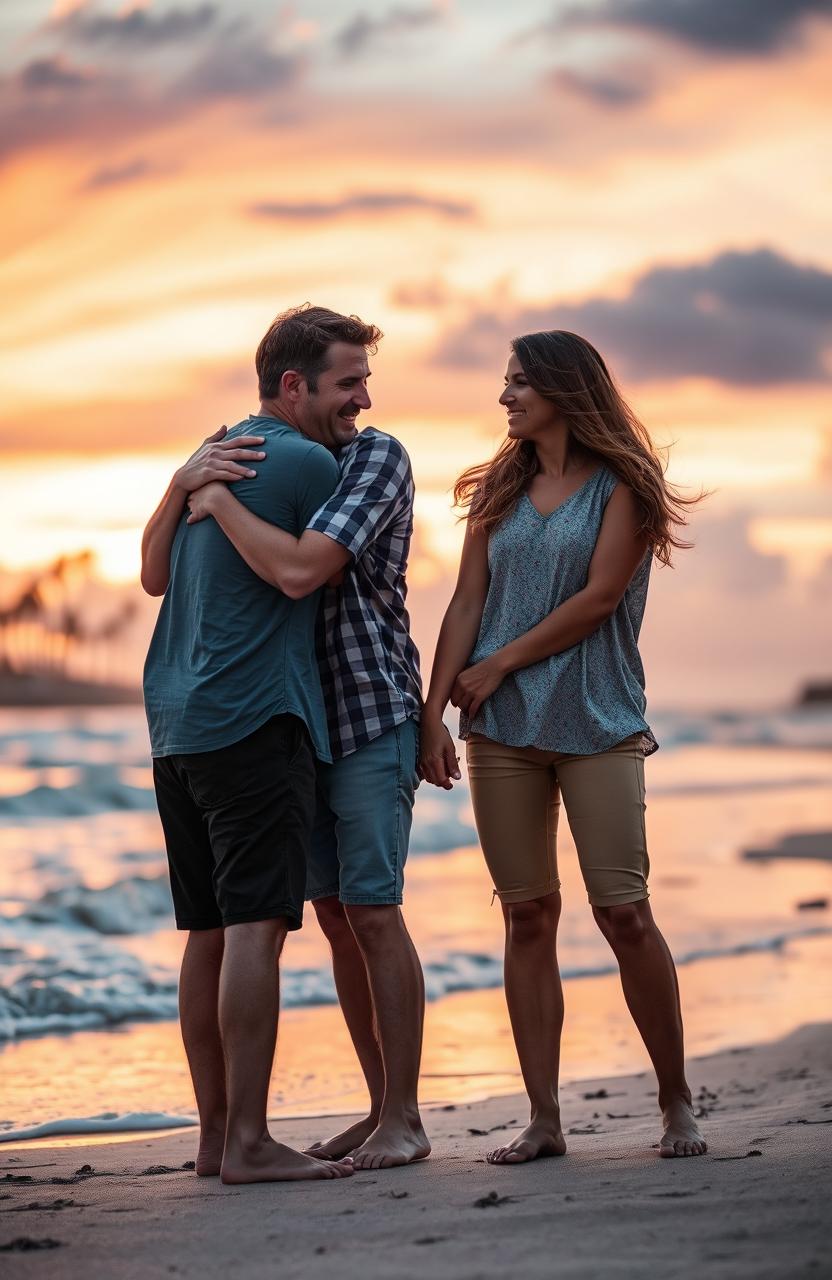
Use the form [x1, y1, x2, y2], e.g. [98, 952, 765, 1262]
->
[307, 717, 420, 906]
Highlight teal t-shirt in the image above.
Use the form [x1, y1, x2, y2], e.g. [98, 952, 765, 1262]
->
[143, 416, 339, 760]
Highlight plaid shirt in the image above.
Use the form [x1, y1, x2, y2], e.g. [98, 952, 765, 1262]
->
[307, 427, 422, 759]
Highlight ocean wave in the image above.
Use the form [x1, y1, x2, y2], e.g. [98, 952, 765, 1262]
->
[2, 927, 828, 1043]
[19, 875, 172, 935]
[0, 1112, 198, 1143]
[0, 764, 156, 818]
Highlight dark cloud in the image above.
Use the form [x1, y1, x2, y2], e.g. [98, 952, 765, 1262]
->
[335, 5, 443, 57]
[437, 248, 832, 386]
[60, 3, 218, 48]
[82, 157, 155, 190]
[19, 57, 93, 92]
[177, 37, 302, 101]
[561, 0, 832, 55]
[549, 66, 650, 107]
[250, 191, 475, 221]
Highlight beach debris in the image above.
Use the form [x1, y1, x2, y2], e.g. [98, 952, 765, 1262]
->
[414, 1236, 447, 1245]
[0, 1237, 63, 1252]
[14, 1200, 75, 1212]
[314, 1246, 326, 1255]
[796, 898, 828, 911]
[713, 1150, 762, 1161]
[181, 1162, 195, 1170]
[140, 1165, 178, 1175]
[388, 1190, 409, 1199]
[474, 1191, 516, 1208]
[568, 1126, 599, 1135]
[467, 1127, 489, 1136]
[440, 1105, 456, 1111]
[743, 832, 832, 862]
[75, 1165, 93, 1175]
[1, 1174, 33, 1183]
[582, 1089, 608, 1099]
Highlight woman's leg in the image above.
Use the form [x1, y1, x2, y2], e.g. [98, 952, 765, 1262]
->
[592, 900, 705, 1156]
[559, 743, 705, 1157]
[489, 892, 567, 1164]
[466, 735, 566, 1164]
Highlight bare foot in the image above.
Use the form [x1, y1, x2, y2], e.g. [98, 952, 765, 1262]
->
[350, 1118, 431, 1171]
[304, 1114, 379, 1161]
[487, 1118, 567, 1165]
[196, 1128, 225, 1177]
[221, 1135, 355, 1184]
[659, 1097, 707, 1158]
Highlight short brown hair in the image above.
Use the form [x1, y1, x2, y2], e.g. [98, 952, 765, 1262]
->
[255, 303, 382, 398]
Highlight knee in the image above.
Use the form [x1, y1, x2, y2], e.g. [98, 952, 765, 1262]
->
[504, 895, 560, 944]
[344, 904, 400, 949]
[313, 896, 351, 942]
[593, 902, 649, 948]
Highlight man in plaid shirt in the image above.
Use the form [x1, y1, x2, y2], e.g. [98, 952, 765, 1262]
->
[182, 308, 430, 1171]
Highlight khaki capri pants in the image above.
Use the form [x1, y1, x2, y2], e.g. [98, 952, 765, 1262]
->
[466, 732, 649, 908]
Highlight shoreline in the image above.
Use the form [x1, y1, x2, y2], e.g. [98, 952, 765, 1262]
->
[2, 1023, 829, 1278]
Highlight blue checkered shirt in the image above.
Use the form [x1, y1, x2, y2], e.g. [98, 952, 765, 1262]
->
[307, 427, 422, 759]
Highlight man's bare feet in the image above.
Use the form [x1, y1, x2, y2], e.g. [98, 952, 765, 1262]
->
[304, 1114, 379, 1161]
[221, 1135, 355, 1184]
[195, 1127, 225, 1177]
[350, 1117, 431, 1171]
[487, 1117, 567, 1165]
[659, 1097, 707, 1158]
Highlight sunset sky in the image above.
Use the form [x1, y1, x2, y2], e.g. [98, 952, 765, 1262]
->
[1, 0, 831, 705]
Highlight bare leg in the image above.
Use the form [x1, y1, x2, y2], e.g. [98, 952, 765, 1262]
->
[179, 928, 226, 1176]
[488, 892, 567, 1165]
[218, 918, 353, 1184]
[304, 896, 386, 1159]
[344, 905, 430, 1170]
[593, 900, 706, 1158]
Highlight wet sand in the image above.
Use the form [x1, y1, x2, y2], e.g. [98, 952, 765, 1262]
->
[2, 1023, 829, 1278]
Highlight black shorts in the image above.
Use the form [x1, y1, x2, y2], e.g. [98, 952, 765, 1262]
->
[152, 715, 315, 931]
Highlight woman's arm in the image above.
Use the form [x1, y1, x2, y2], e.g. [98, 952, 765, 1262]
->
[419, 520, 490, 789]
[451, 485, 649, 720]
[140, 426, 265, 596]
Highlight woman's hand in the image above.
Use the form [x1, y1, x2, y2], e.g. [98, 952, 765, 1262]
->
[419, 714, 462, 790]
[186, 482, 227, 524]
[450, 657, 505, 720]
[174, 425, 265, 492]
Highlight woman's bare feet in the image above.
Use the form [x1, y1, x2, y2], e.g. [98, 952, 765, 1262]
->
[195, 1126, 225, 1177]
[304, 1114, 379, 1161]
[350, 1117, 431, 1171]
[487, 1116, 567, 1165]
[659, 1097, 707, 1157]
[221, 1135, 354, 1184]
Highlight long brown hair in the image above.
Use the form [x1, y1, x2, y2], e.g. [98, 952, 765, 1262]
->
[455, 330, 699, 566]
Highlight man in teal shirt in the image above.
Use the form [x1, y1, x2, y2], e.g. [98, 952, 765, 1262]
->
[142, 305, 380, 1185]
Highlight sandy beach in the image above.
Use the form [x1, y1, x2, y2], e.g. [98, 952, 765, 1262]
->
[2, 1022, 829, 1278]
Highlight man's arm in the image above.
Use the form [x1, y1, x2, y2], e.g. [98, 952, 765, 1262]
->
[140, 426, 266, 596]
[186, 483, 349, 598]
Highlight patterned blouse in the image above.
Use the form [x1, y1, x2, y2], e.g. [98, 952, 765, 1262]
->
[459, 466, 658, 756]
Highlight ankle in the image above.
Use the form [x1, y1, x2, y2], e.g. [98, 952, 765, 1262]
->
[529, 1101, 561, 1128]
[378, 1103, 422, 1130]
[658, 1086, 692, 1111]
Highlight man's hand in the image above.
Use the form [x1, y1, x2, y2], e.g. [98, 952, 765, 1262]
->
[450, 657, 505, 721]
[419, 714, 462, 790]
[174, 425, 265, 492]
[186, 481, 227, 524]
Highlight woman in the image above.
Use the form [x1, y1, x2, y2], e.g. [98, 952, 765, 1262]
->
[420, 330, 706, 1164]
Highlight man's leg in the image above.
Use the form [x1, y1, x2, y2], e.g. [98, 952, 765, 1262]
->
[179, 928, 226, 1176]
[304, 895, 386, 1159]
[343, 903, 429, 1170]
[219, 917, 353, 1183]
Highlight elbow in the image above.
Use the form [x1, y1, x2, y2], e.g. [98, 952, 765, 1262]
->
[280, 567, 318, 599]
[587, 587, 621, 622]
[140, 570, 168, 598]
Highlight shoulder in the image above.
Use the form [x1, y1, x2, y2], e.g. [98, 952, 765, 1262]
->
[342, 427, 412, 474]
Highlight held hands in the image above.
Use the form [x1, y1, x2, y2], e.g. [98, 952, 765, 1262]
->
[450, 657, 505, 721]
[174, 425, 265, 493]
[419, 716, 462, 790]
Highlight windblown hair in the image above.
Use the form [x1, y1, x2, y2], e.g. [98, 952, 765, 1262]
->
[455, 330, 699, 566]
[256, 303, 382, 398]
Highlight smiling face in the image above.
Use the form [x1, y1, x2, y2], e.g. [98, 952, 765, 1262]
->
[498, 350, 561, 440]
[296, 342, 372, 449]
